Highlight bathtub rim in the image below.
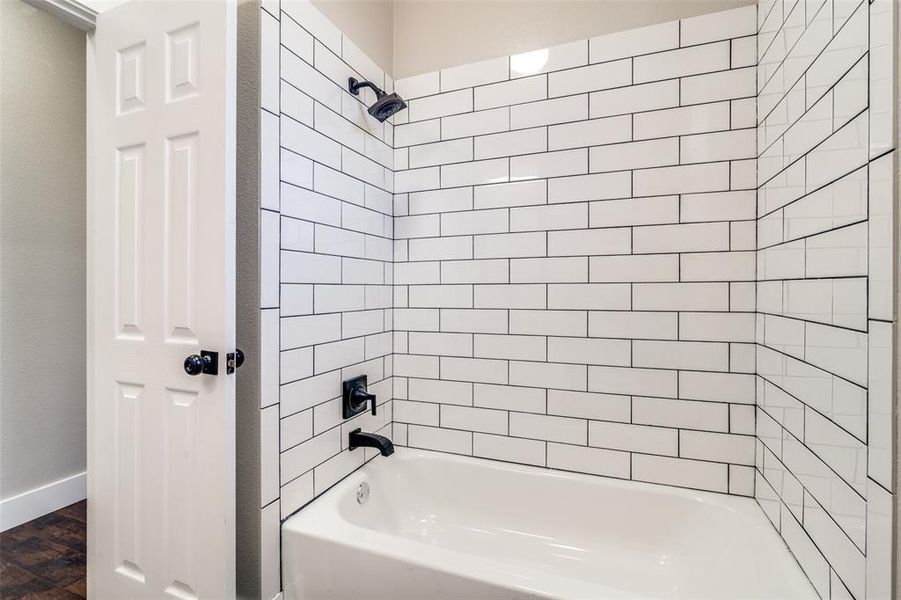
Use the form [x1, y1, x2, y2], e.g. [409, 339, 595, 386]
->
[281, 447, 819, 600]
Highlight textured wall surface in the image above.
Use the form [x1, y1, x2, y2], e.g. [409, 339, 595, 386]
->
[391, 5, 760, 496]
[0, 0, 86, 501]
[753, 0, 895, 597]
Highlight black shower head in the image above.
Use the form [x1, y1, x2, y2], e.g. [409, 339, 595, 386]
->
[348, 77, 407, 123]
[367, 93, 407, 122]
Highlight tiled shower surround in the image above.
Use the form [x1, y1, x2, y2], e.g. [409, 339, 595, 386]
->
[262, 0, 395, 516]
[255, 0, 895, 598]
[255, 2, 396, 597]
[391, 7, 760, 494]
[752, 0, 895, 597]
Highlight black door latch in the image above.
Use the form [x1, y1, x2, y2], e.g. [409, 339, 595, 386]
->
[184, 349, 245, 376]
[226, 349, 245, 374]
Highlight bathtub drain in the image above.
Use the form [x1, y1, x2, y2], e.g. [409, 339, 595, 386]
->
[356, 482, 370, 505]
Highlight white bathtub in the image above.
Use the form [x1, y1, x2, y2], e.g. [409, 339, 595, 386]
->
[282, 448, 817, 599]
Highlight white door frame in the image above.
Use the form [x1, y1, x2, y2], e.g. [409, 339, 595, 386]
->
[21, 0, 97, 31]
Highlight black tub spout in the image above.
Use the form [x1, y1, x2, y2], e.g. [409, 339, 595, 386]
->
[348, 428, 394, 457]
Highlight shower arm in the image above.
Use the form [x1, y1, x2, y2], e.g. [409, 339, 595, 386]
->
[348, 77, 386, 99]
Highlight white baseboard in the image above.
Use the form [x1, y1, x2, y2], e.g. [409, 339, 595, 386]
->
[0, 471, 87, 531]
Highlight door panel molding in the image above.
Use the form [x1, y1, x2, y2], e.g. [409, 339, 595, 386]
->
[88, 1, 236, 597]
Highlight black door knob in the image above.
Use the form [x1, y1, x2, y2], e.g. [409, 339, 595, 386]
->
[235, 349, 245, 368]
[184, 350, 218, 376]
[184, 354, 206, 376]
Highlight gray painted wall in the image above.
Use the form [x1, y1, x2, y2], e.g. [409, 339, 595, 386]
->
[312, 0, 394, 75]
[236, 0, 263, 597]
[392, 0, 756, 77]
[310, 0, 756, 79]
[0, 0, 86, 500]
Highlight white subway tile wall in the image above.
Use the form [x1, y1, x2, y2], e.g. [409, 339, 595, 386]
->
[754, 0, 895, 598]
[257, 1, 896, 598]
[258, 1, 395, 597]
[392, 4, 759, 497]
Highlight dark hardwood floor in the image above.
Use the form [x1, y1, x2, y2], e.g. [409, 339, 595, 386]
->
[0, 501, 86, 599]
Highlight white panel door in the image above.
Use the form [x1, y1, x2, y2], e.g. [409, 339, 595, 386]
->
[87, 1, 236, 598]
